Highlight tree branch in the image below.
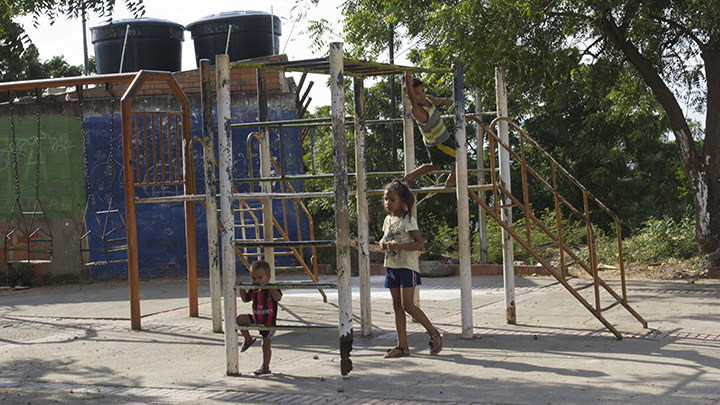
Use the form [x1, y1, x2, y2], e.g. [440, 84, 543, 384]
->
[650, 13, 705, 50]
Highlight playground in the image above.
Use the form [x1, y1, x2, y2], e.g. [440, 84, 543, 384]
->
[1, 273, 720, 404]
[1, 41, 718, 403]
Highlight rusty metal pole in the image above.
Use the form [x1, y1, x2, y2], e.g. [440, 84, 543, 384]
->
[496, 67, 516, 324]
[201, 59, 222, 333]
[453, 62, 473, 339]
[183, 83, 199, 319]
[121, 77, 141, 331]
[354, 77, 371, 336]
[217, 54, 239, 375]
[330, 42, 353, 375]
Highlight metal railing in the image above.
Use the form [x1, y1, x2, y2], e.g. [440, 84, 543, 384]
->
[467, 116, 646, 338]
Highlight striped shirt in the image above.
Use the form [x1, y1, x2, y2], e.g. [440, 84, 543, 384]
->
[416, 102, 450, 146]
[249, 288, 282, 326]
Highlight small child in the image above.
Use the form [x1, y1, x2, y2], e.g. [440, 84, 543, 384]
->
[403, 71, 457, 189]
[237, 260, 282, 375]
[379, 179, 443, 358]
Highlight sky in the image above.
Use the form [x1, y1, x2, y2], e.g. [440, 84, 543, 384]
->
[15, 0, 403, 109]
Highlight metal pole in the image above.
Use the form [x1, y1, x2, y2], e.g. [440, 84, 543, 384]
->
[217, 54, 239, 375]
[401, 71, 420, 311]
[354, 77, 372, 336]
[119, 25, 131, 73]
[121, 77, 140, 331]
[476, 91, 488, 264]
[389, 23, 397, 170]
[330, 42, 353, 376]
[496, 67, 516, 324]
[183, 79, 199, 319]
[453, 62, 473, 339]
[257, 68, 275, 280]
[201, 59, 222, 333]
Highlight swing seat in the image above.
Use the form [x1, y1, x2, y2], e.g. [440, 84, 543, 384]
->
[5, 258, 51, 264]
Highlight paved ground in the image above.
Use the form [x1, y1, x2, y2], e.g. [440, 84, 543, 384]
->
[1, 274, 719, 404]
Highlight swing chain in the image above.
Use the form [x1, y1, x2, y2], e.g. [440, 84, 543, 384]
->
[34, 89, 42, 200]
[8, 92, 21, 199]
[107, 84, 117, 195]
[78, 86, 96, 205]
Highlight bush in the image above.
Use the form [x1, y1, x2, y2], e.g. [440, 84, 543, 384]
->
[622, 217, 698, 262]
[473, 208, 589, 264]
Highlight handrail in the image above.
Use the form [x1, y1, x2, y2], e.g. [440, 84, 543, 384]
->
[470, 116, 636, 319]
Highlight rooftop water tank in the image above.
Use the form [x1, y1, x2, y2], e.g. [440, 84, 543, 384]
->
[186, 10, 281, 67]
[90, 18, 184, 74]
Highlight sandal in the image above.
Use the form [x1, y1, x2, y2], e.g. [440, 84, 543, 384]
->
[383, 346, 409, 358]
[240, 337, 257, 352]
[429, 332, 443, 355]
[253, 365, 271, 375]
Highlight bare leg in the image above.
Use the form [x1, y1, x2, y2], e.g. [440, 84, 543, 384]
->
[389, 287, 408, 349]
[261, 337, 272, 369]
[236, 314, 252, 342]
[445, 164, 457, 187]
[404, 162, 442, 185]
[400, 287, 439, 337]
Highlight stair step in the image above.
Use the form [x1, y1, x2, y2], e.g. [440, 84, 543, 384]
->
[274, 265, 304, 270]
[85, 259, 128, 266]
[96, 209, 120, 215]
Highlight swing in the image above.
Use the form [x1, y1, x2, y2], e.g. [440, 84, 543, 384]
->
[3, 90, 53, 265]
[77, 85, 129, 266]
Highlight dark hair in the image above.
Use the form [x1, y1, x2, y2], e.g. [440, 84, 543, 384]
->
[250, 259, 271, 275]
[383, 179, 415, 218]
[411, 77, 424, 88]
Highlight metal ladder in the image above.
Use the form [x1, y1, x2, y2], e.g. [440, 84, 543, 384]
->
[469, 116, 647, 339]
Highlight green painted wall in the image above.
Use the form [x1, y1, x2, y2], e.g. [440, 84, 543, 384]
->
[1, 116, 85, 218]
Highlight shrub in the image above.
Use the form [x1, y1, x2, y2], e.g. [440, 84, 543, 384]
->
[622, 217, 698, 262]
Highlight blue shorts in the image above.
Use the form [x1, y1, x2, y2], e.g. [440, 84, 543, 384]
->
[384, 268, 422, 289]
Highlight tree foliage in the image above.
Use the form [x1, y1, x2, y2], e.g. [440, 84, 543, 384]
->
[328, 0, 719, 256]
[1, 0, 140, 97]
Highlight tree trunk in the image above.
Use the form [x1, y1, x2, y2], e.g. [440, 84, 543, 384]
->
[592, 13, 720, 256]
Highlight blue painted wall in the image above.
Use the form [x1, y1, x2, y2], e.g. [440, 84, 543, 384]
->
[84, 103, 309, 281]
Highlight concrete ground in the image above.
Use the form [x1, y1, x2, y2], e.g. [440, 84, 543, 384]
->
[1, 273, 719, 404]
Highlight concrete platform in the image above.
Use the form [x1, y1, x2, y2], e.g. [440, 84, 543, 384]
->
[1, 274, 719, 404]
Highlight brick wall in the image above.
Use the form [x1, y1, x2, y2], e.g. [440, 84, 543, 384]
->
[70, 54, 295, 100]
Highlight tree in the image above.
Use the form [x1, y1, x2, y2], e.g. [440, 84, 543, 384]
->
[333, 0, 719, 257]
[1, 0, 143, 84]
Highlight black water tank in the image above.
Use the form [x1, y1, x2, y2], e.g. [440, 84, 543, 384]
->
[90, 18, 184, 74]
[186, 10, 281, 67]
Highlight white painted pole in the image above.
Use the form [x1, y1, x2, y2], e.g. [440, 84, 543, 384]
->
[401, 73, 421, 311]
[217, 54, 239, 375]
[476, 91, 488, 264]
[496, 67, 516, 324]
[200, 59, 222, 333]
[453, 62, 473, 339]
[257, 68, 275, 280]
[330, 42, 353, 376]
[354, 77, 372, 337]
